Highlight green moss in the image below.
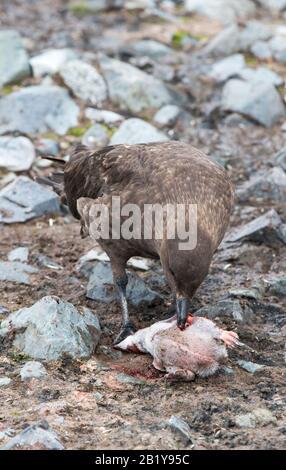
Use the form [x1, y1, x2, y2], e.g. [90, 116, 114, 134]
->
[179, 15, 192, 22]
[69, 1, 101, 15]
[99, 124, 116, 138]
[68, 126, 89, 137]
[1, 84, 14, 95]
[106, 127, 116, 138]
[172, 31, 189, 48]
[244, 53, 258, 66]
[9, 350, 32, 362]
[40, 131, 59, 141]
[171, 30, 206, 48]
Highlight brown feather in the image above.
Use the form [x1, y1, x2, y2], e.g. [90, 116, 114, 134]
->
[38, 141, 234, 300]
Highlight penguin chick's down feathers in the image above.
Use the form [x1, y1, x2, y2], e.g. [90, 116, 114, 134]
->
[116, 315, 241, 381]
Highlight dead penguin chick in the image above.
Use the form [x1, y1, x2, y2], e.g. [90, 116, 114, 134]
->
[116, 316, 240, 381]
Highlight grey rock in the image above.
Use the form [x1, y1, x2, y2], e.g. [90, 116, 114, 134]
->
[36, 254, 63, 270]
[110, 118, 168, 145]
[251, 40, 272, 59]
[86, 262, 161, 306]
[85, 108, 124, 125]
[222, 113, 253, 128]
[20, 361, 47, 380]
[60, 60, 107, 105]
[168, 416, 194, 445]
[237, 167, 286, 203]
[279, 224, 286, 244]
[0, 172, 16, 190]
[77, 249, 152, 274]
[184, 0, 256, 24]
[220, 366, 235, 376]
[238, 67, 284, 87]
[256, 0, 286, 11]
[274, 147, 286, 171]
[0, 377, 11, 387]
[98, 344, 122, 359]
[209, 54, 245, 83]
[30, 48, 78, 77]
[123, 39, 175, 60]
[77, 249, 109, 274]
[125, 0, 155, 9]
[265, 276, 286, 296]
[93, 392, 103, 400]
[226, 209, 285, 246]
[35, 139, 60, 157]
[0, 86, 79, 136]
[0, 262, 38, 285]
[0, 30, 30, 87]
[228, 287, 263, 301]
[0, 306, 9, 315]
[204, 21, 273, 57]
[237, 360, 265, 373]
[98, 55, 183, 113]
[0, 136, 35, 172]
[195, 299, 253, 323]
[8, 247, 29, 262]
[221, 79, 285, 127]
[1, 422, 64, 450]
[127, 257, 153, 271]
[116, 373, 146, 385]
[204, 24, 241, 56]
[0, 296, 101, 360]
[269, 35, 286, 63]
[82, 124, 109, 148]
[0, 429, 15, 440]
[235, 408, 276, 428]
[153, 105, 181, 127]
[0, 176, 60, 224]
[238, 20, 273, 50]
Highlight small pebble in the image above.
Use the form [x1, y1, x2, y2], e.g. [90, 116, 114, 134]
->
[116, 373, 146, 385]
[20, 361, 47, 381]
[237, 360, 265, 373]
[8, 246, 29, 262]
[0, 377, 12, 387]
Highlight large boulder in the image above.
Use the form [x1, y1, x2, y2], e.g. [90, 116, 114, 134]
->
[0, 86, 79, 135]
[256, 0, 286, 11]
[121, 39, 176, 61]
[59, 60, 107, 105]
[1, 422, 64, 450]
[269, 35, 286, 63]
[0, 261, 38, 285]
[30, 48, 78, 77]
[0, 136, 35, 172]
[0, 30, 30, 88]
[0, 176, 61, 224]
[221, 79, 285, 127]
[226, 209, 286, 246]
[209, 54, 246, 83]
[237, 67, 283, 87]
[110, 118, 168, 145]
[184, 0, 256, 24]
[237, 167, 286, 203]
[204, 22, 273, 57]
[86, 262, 161, 306]
[98, 56, 183, 113]
[0, 296, 101, 360]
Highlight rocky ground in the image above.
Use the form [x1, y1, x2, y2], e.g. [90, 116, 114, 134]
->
[0, 0, 286, 450]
